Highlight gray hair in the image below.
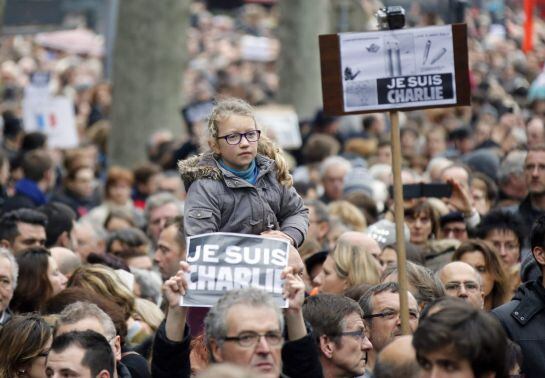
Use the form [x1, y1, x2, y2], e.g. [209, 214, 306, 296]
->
[499, 150, 526, 184]
[131, 268, 162, 304]
[304, 199, 330, 223]
[320, 156, 351, 178]
[359, 282, 399, 320]
[204, 288, 284, 352]
[57, 301, 117, 341]
[144, 192, 181, 221]
[0, 248, 18, 290]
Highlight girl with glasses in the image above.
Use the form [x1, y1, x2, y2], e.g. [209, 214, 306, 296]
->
[179, 98, 308, 246]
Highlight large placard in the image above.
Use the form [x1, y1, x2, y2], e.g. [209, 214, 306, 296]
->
[319, 24, 470, 115]
[340, 25, 456, 112]
[181, 233, 289, 308]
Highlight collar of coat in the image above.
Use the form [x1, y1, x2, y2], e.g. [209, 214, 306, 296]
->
[178, 152, 274, 190]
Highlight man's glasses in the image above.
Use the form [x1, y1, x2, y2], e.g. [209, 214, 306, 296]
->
[337, 328, 369, 341]
[363, 309, 419, 321]
[217, 130, 261, 145]
[223, 331, 283, 348]
[444, 281, 480, 293]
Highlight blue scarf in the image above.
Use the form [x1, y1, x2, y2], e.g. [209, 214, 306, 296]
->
[14, 178, 47, 206]
[219, 159, 259, 185]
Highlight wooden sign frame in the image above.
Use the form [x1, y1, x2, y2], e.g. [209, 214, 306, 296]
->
[319, 24, 470, 115]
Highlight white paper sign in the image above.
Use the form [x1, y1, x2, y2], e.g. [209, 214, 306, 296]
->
[254, 105, 302, 150]
[22, 96, 79, 149]
[339, 25, 457, 112]
[181, 233, 289, 308]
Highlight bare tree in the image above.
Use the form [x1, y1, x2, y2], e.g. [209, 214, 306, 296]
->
[276, 0, 331, 120]
[109, 0, 189, 167]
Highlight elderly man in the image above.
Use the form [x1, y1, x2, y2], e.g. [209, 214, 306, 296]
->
[46, 330, 115, 378]
[154, 262, 321, 378]
[0, 248, 17, 325]
[303, 293, 373, 378]
[320, 156, 351, 204]
[0, 208, 47, 254]
[74, 221, 104, 262]
[144, 192, 182, 246]
[358, 282, 419, 371]
[437, 261, 484, 309]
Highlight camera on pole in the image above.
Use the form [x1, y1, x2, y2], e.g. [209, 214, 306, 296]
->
[376, 6, 406, 31]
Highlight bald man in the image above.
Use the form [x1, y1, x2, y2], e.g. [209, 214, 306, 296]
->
[374, 335, 420, 378]
[339, 231, 382, 266]
[437, 261, 484, 309]
[50, 246, 81, 278]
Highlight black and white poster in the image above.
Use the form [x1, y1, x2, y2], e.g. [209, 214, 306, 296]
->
[339, 25, 457, 112]
[180, 233, 289, 308]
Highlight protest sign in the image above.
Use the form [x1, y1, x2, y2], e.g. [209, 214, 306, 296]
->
[22, 96, 79, 149]
[319, 24, 470, 115]
[181, 233, 289, 308]
[254, 105, 302, 149]
[339, 25, 456, 112]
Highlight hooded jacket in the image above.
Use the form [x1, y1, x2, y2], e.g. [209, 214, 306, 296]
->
[178, 153, 308, 247]
[492, 278, 545, 377]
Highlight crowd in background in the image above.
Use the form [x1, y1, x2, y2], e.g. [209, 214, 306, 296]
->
[0, 0, 545, 377]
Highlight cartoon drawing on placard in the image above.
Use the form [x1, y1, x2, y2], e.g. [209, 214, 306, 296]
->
[430, 48, 447, 65]
[422, 40, 431, 64]
[344, 67, 361, 81]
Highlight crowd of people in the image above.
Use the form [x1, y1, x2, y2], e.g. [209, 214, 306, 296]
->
[0, 0, 545, 377]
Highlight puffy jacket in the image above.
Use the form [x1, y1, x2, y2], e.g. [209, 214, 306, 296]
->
[492, 278, 545, 378]
[179, 153, 308, 247]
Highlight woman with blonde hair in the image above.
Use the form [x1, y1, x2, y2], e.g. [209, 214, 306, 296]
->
[328, 200, 367, 232]
[179, 98, 308, 247]
[313, 233, 381, 294]
[67, 264, 154, 345]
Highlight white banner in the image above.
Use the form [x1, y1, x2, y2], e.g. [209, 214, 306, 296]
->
[339, 25, 457, 112]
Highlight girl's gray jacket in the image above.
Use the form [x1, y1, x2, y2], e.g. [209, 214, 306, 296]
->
[178, 152, 308, 247]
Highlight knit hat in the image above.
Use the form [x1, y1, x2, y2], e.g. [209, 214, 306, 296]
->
[462, 148, 500, 183]
[367, 219, 411, 249]
[343, 167, 374, 197]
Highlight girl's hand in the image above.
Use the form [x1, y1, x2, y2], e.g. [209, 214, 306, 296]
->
[163, 261, 191, 309]
[261, 230, 295, 246]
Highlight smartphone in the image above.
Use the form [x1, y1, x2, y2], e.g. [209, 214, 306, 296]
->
[422, 183, 452, 198]
[388, 183, 452, 200]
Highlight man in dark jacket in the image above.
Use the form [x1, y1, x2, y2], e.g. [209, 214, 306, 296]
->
[154, 262, 322, 378]
[492, 214, 545, 377]
[515, 145, 545, 236]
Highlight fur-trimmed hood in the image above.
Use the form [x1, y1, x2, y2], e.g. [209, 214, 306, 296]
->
[177, 152, 222, 190]
[177, 152, 274, 190]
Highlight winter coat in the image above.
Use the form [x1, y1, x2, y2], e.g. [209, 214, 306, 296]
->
[178, 153, 308, 247]
[492, 278, 545, 377]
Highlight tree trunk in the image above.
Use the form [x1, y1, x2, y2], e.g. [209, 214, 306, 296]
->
[109, 0, 189, 167]
[276, 0, 331, 120]
[0, 0, 5, 32]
